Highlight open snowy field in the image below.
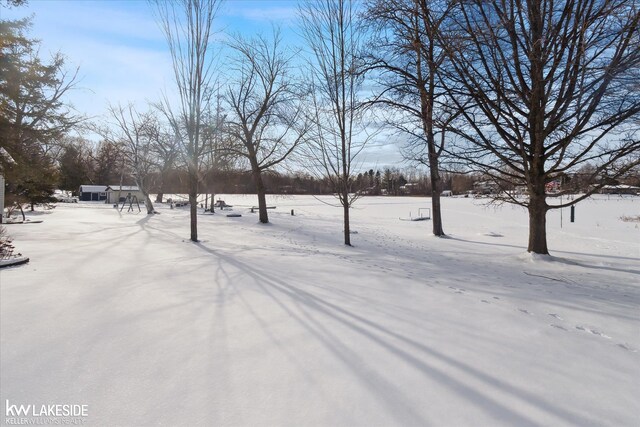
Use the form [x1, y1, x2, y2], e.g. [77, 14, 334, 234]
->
[1, 195, 639, 426]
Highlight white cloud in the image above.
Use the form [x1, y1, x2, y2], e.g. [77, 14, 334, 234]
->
[3, 1, 174, 120]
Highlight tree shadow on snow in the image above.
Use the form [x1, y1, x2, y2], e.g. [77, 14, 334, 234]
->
[189, 241, 596, 427]
[448, 236, 640, 275]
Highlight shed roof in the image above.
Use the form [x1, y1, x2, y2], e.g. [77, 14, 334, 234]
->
[107, 185, 140, 192]
[80, 185, 108, 193]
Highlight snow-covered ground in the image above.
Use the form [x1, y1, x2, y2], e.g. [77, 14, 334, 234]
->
[1, 195, 638, 426]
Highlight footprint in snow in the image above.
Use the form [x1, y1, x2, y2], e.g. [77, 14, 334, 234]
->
[617, 343, 638, 352]
[518, 309, 533, 315]
[550, 324, 568, 331]
[548, 313, 563, 320]
[492, 296, 500, 300]
[575, 325, 611, 339]
[481, 299, 490, 304]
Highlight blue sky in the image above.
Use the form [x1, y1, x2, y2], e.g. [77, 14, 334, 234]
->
[2, 1, 301, 118]
[1, 0, 405, 169]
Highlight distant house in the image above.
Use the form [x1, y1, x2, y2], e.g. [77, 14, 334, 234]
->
[399, 183, 421, 196]
[473, 181, 499, 194]
[545, 180, 561, 193]
[600, 185, 640, 195]
[106, 185, 145, 204]
[79, 185, 108, 201]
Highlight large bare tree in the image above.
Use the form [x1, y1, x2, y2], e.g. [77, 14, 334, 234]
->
[300, 0, 372, 246]
[224, 30, 308, 223]
[105, 104, 159, 214]
[145, 118, 179, 204]
[153, 0, 223, 241]
[363, 0, 459, 237]
[444, 0, 640, 254]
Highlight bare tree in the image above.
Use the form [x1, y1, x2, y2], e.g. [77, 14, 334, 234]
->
[363, 0, 459, 236]
[153, 0, 223, 241]
[105, 104, 158, 214]
[444, 0, 640, 254]
[200, 88, 232, 212]
[300, 0, 373, 246]
[224, 30, 308, 223]
[144, 117, 179, 204]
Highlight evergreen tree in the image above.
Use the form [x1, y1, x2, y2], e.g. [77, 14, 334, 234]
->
[0, 18, 80, 208]
[92, 141, 125, 185]
[58, 142, 89, 193]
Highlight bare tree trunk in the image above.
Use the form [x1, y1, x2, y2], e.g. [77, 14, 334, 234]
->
[429, 153, 444, 236]
[343, 189, 351, 246]
[252, 167, 269, 224]
[425, 100, 445, 236]
[140, 186, 155, 215]
[188, 170, 198, 241]
[137, 183, 156, 215]
[342, 136, 351, 245]
[143, 193, 155, 214]
[527, 182, 548, 254]
[155, 173, 164, 203]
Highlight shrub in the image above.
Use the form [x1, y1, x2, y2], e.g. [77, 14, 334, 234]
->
[0, 226, 15, 260]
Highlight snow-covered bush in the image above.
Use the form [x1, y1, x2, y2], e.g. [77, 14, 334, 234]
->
[0, 226, 15, 260]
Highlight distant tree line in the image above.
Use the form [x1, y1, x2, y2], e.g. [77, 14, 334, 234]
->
[56, 138, 492, 197]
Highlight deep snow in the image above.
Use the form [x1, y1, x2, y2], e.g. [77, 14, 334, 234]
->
[1, 195, 638, 426]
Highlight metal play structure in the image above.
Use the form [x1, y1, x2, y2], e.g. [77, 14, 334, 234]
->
[120, 193, 141, 213]
[399, 207, 431, 221]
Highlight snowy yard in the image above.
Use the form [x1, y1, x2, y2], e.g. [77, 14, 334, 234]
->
[1, 195, 639, 426]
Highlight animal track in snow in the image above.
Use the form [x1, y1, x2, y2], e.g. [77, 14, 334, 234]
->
[548, 313, 563, 320]
[518, 308, 533, 315]
[550, 324, 568, 331]
[575, 325, 611, 339]
[616, 343, 638, 352]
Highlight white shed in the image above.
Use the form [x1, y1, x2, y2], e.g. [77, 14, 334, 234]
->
[106, 185, 145, 204]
